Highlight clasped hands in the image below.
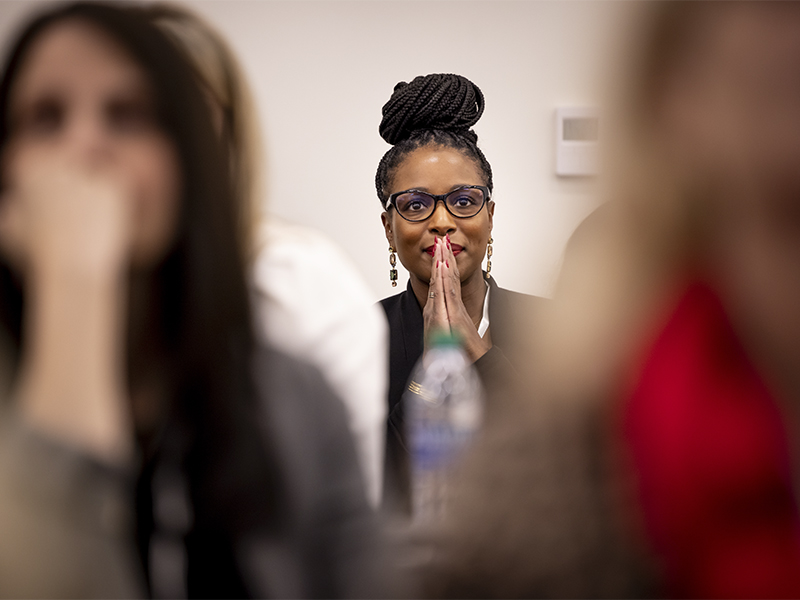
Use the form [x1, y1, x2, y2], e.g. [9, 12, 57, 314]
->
[422, 234, 491, 363]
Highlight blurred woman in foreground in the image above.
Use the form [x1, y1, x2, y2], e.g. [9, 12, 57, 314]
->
[424, 3, 800, 597]
[0, 3, 381, 597]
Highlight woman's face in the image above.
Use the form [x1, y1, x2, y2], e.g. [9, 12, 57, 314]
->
[381, 145, 494, 287]
[1, 19, 181, 268]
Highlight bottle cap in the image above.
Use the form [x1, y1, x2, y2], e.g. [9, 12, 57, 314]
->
[428, 328, 462, 348]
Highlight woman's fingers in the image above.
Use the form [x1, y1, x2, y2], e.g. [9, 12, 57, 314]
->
[434, 238, 448, 317]
[442, 233, 462, 306]
[4, 149, 132, 276]
[428, 236, 439, 286]
[423, 237, 451, 346]
[444, 233, 461, 281]
[433, 238, 449, 329]
[441, 245, 491, 362]
[442, 254, 465, 326]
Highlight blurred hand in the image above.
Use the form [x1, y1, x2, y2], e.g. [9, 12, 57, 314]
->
[0, 148, 132, 279]
[1, 148, 134, 464]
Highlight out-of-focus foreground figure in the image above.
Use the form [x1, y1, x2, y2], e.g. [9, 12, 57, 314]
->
[0, 3, 383, 597]
[422, 2, 800, 598]
[145, 3, 389, 509]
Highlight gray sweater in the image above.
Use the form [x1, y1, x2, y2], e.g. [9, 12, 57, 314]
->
[0, 346, 391, 598]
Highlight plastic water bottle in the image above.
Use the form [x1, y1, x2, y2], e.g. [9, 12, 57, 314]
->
[405, 330, 484, 521]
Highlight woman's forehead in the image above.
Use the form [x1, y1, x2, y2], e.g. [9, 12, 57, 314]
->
[392, 146, 484, 194]
[10, 19, 151, 107]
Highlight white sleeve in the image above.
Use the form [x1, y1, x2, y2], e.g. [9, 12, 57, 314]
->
[250, 219, 388, 508]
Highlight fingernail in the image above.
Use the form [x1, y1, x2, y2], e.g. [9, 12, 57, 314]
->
[437, 260, 440, 267]
[446, 260, 449, 268]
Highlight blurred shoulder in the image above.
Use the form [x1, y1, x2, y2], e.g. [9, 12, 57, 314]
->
[249, 345, 361, 498]
[491, 280, 548, 314]
[251, 217, 380, 305]
[379, 286, 419, 330]
[250, 345, 344, 427]
[379, 287, 408, 311]
[257, 217, 344, 255]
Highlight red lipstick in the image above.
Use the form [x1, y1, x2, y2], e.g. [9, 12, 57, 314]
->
[424, 242, 463, 256]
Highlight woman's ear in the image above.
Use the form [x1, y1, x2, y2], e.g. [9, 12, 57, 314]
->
[381, 211, 394, 247]
[487, 200, 495, 231]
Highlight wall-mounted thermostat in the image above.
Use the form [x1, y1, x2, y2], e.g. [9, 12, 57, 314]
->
[555, 107, 599, 177]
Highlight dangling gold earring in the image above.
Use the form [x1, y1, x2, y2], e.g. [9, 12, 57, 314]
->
[389, 246, 398, 287]
[485, 237, 493, 280]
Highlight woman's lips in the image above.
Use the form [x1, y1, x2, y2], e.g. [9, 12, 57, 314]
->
[424, 244, 463, 256]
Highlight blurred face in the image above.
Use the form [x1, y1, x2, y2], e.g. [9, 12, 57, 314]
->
[659, 4, 800, 380]
[381, 145, 494, 287]
[1, 19, 181, 267]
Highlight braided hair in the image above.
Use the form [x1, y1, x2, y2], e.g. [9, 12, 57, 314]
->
[375, 73, 494, 206]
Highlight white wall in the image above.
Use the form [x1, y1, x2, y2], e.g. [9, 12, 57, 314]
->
[0, 0, 630, 299]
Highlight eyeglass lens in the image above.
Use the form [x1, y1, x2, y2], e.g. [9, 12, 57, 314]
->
[394, 187, 485, 220]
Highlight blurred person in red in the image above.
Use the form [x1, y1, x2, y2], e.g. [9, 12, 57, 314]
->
[0, 3, 384, 597]
[421, 2, 800, 597]
[616, 3, 800, 595]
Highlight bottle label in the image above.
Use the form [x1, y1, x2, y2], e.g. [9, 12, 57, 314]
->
[410, 422, 473, 471]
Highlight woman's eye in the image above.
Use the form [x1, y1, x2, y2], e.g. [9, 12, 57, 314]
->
[408, 200, 425, 211]
[13, 98, 64, 136]
[453, 195, 475, 207]
[107, 98, 157, 133]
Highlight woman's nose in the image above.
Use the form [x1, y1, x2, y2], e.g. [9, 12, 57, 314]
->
[429, 200, 456, 235]
[66, 111, 114, 164]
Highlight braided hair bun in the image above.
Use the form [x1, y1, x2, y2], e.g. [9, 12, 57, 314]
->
[379, 73, 485, 145]
[374, 73, 493, 203]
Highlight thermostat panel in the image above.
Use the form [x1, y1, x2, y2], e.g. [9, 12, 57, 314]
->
[555, 107, 599, 177]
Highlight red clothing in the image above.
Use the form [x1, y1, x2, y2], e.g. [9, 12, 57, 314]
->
[624, 282, 800, 598]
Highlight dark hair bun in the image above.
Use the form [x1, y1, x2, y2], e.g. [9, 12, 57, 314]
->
[378, 73, 485, 145]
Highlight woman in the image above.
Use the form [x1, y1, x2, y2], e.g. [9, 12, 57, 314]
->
[375, 73, 544, 511]
[142, 3, 389, 509]
[0, 3, 381, 597]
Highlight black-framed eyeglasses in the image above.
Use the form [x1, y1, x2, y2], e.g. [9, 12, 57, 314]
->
[385, 185, 491, 222]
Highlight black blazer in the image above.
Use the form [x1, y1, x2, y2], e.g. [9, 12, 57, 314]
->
[379, 276, 545, 512]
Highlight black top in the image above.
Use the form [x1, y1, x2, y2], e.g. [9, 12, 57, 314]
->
[379, 276, 545, 512]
